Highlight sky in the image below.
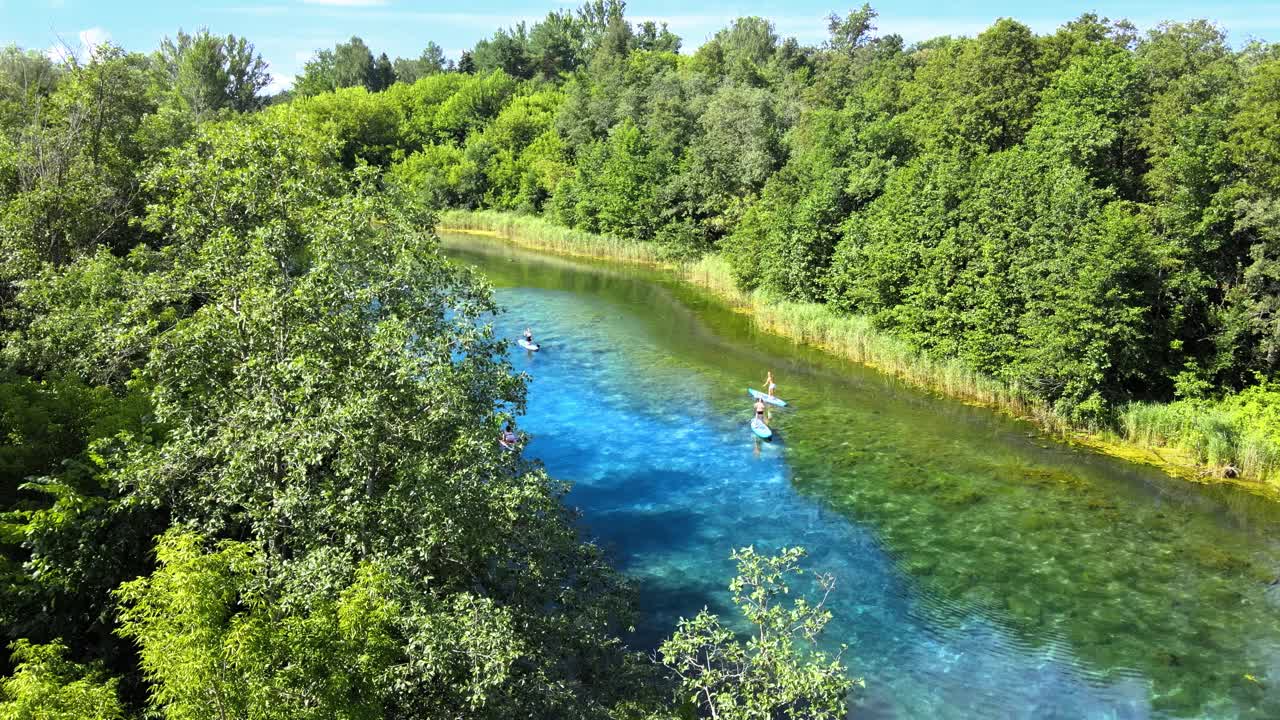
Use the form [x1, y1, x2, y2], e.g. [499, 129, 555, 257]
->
[3, 0, 1279, 94]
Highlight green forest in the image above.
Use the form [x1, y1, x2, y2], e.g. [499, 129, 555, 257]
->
[302, 1, 1277, 482]
[1, 0, 1278, 717]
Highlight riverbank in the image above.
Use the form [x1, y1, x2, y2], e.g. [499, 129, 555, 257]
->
[437, 209, 1279, 497]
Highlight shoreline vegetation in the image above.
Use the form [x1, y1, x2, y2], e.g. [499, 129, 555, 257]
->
[439, 209, 1280, 496]
[9, 3, 1280, 716]
[2, 30, 856, 717]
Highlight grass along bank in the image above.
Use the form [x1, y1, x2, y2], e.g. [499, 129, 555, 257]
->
[437, 209, 665, 265]
[437, 210, 1280, 494]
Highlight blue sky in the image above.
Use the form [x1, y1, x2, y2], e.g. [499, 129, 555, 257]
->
[4, 1, 1278, 93]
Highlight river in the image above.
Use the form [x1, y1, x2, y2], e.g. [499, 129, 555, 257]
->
[441, 232, 1280, 719]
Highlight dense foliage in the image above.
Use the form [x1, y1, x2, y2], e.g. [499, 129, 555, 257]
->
[4, 0, 1280, 714]
[0, 7, 852, 718]
[368, 4, 1278, 466]
[657, 548, 856, 720]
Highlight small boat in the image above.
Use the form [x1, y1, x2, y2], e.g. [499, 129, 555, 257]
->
[749, 388, 786, 407]
[751, 416, 772, 440]
[518, 338, 540, 351]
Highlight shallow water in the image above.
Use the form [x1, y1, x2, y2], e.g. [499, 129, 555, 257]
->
[442, 234, 1280, 719]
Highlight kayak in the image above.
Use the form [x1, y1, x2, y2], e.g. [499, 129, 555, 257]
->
[518, 339, 540, 351]
[750, 416, 772, 440]
[748, 388, 787, 407]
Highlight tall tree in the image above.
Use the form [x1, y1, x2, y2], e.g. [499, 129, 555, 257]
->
[457, 50, 476, 74]
[472, 24, 533, 79]
[333, 36, 376, 89]
[694, 16, 780, 86]
[528, 11, 587, 80]
[293, 48, 336, 97]
[1, 45, 155, 284]
[393, 42, 447, 84]
[370, 52, 395, 91]
[297, 37, 400, 96]
[633, 21, 680, 53]
[156, 29, 269, 117]
[1225, 50, 1280, 372]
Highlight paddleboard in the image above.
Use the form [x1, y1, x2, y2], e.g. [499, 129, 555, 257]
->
[518, 339, 540, 351]
[749, 388, 786, 407]
[751, 416, 772, 440]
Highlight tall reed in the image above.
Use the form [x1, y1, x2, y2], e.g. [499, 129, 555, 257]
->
[437, 210, 663, 264]
[1119, 399, 1280, 483]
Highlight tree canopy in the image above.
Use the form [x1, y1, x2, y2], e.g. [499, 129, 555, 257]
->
[4, 1, 1280, 716]
[0, 10, 856, 718]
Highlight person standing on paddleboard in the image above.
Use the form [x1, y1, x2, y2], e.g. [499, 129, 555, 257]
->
[754, 396, 767, 425]
[765, 370, 777, 399]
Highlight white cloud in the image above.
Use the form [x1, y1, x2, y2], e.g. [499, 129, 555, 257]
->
[45, 26, 111, 63]
[259, 54, 295, 95]
[79, 27, 111, 53]
[300, 0, 388, 6]
[263, 73, 295, 94]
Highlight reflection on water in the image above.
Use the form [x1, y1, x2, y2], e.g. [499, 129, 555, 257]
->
[443, 234, 1280, 719]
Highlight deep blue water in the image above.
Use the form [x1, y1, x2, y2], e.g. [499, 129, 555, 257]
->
[500, 287, 1149, 719]
[445, 234, 1280, 719]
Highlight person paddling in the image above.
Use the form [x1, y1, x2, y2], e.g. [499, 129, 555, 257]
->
[523, 327, 535, 344]
[764, 370, 777, 399]
[754, 396, 767, 426]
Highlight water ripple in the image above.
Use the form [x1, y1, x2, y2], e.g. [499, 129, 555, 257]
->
[446, 238, 1280, 720]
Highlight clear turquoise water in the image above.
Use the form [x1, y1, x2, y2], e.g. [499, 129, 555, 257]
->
[443, 234, 1280, 719]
